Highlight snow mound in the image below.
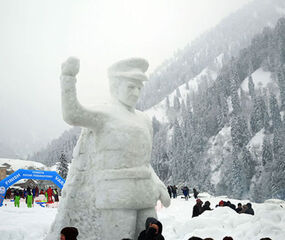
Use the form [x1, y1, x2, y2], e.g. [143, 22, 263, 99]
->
[158, 193, 285, 240]
[1, 193, 285, 239]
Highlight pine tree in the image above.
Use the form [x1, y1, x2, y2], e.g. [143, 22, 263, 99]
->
[262, 135, 273, 166]
[231, 150, 244, 199]
[269, 94, 282, 130]
[248, 75, 255, 99]
[250, 96, 266, 134]
[231, 112, 250, 149]
[58, 153, 69, 179]
[230, 66, 242, 114]
[241, 147, 255, 189]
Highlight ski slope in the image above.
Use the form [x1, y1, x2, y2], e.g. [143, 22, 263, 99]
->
[0, 193, 284, 240]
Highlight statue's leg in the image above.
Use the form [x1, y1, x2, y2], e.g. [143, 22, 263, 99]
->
[101, 209, 137, 240]
[135, 207, 157, 239]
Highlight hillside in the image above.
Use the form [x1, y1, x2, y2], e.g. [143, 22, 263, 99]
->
[148, 17, 285, 202]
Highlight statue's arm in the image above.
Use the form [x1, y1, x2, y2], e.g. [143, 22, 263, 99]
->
[60, 57, 105, 129]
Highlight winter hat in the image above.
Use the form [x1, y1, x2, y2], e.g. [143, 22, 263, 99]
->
[60, 227, 79, 240]
[246, 202, 252, 208]
[219, 200, 224, 206]
[196, 199, 202, 203]
[145, 217, 163, 235]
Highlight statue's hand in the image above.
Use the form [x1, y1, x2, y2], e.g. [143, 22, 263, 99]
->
[158, 184, 171, 207]
[61, 57, 80, 77]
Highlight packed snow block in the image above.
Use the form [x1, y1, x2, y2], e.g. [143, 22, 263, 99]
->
[45, 57, 170, 240]
[96, 178, 159, 209]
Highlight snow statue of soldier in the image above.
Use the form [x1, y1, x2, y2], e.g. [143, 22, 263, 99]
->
[45, 57, 170, 240]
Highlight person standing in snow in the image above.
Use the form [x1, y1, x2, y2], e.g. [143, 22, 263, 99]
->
[193, 188, 199, 199]
[26, 192, 33, 208]
[182, 186, 190, 200]
[53, 188, 59, 202]
[35, 186, 39, 197]
[192, 199, 203, 217]
[172, 185, 177, 198]
[14, 190, 20, 208]
[47, 186, 53, 203]
[138, 217, 165, 240]
[167, 186, 172, 198]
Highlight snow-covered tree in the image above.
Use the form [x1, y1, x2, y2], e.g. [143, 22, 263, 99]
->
[58, 152, 69, 179]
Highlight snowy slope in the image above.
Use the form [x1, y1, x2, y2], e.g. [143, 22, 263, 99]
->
[145, 62, 219, 123]
[0, 158, 48, 172]
[241, 68, 273, 92]
[1, 193, 285, 240]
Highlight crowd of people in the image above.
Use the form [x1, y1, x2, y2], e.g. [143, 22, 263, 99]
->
[5, 186, 59, 208]
[59, 215, 272, 240]
[192, 199, 255, 218]
[167, 185, 199, 200]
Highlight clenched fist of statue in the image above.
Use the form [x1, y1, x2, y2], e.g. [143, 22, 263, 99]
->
[61, 57, 80, 77]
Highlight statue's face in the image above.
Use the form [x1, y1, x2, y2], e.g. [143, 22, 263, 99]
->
[116, 80, 143, 108]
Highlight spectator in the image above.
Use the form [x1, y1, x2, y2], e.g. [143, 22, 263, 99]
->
[204, 238, 214, 240]
[244, 203, 254, 215]
[260, 238, 272, 240]
[223, 237, 233, 240]
[182, 186, 190, 200]
[192, 199, 203, 218]
[53, 188, 59, 202]
[172, 185, 177, 198]
[216, 200, 224, 207]
[60, 227, 79, 240]
[138, 217, 165, 240]
[202, 201, 212, 213]
[47, 187, 53, 203]
[14, 190, 20, 208]
[236, 203, 242, 213]
[188, 237, 203, 240]
[167, 186, 172, 198]
[193, 188, 199, 199]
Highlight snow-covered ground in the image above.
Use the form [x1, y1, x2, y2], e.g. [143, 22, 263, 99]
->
[1, 193, 285, 240]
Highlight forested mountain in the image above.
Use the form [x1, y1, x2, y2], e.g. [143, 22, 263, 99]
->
[31, 0, 285, 202]
[148, 17, 285, 202]
[137, 0, 285, 110]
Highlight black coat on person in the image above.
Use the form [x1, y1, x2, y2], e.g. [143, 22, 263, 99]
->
[202, 201, 212, 212]
[138, 217, 165, 240]
[192, 203, 203, 217]
[236, 207, 242, 213]
[193, 188, 199, 199]
[245, 203, 254, 215]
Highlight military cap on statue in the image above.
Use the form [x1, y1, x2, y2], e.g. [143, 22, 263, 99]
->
[108, 58, 149, 82]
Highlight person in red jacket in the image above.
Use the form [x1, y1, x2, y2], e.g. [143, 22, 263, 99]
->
[47, 187, 53, 203]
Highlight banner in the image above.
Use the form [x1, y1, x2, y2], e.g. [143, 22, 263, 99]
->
[0, 169, 65, 207]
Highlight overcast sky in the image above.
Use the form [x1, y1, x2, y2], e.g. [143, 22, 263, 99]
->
[0, 0, 252, 157]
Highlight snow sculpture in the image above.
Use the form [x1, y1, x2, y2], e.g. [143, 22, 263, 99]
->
[45, 57, 170, 240]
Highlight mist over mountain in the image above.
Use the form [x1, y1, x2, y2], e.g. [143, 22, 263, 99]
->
[137, 0, 285, 110]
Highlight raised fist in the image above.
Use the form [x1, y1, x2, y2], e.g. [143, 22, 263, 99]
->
[61, 57, 80, 77]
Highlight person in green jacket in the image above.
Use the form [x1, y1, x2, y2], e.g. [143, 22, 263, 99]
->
[14, 191, 20, 208]
[45, 191, 48, 202]
[26, 193, 33, 208]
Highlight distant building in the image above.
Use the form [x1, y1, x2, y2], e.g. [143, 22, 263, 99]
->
[0, 166, 7, 181]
